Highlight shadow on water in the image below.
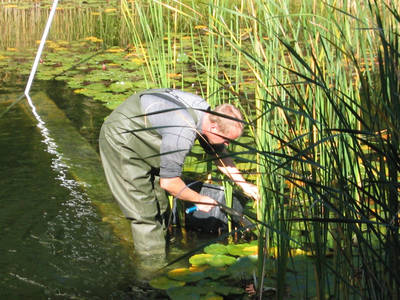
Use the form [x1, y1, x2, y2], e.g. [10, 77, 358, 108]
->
[0, 90, 168, 299]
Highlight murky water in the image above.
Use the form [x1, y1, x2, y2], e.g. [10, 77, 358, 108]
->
[0, 92, 164, 299]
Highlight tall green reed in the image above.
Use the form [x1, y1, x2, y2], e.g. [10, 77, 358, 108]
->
[0, 2, 126, 50]
[119, 0, 399, 298]
[218, 0, 400, 298]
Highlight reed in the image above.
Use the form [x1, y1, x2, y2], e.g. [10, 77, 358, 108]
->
[217, 0, 399, 298]
[126, 0, 400, 298]
[0, 2, 126, 51]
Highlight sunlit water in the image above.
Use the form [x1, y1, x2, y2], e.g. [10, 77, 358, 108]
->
[0, 95, 162, 299]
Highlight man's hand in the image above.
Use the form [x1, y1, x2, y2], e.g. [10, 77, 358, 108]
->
[239, 182, 260, 202]
[196, 195, 218, 212]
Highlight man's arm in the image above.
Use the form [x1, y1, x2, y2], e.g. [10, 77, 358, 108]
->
[159, 177, 217, 212]
[215, 153, 260, 201]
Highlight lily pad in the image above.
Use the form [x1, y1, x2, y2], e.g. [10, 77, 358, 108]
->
[108, 81, 134, 93]
[189, 253, 213, 266]
[167, 268, 205, 282]
[226, 243, 258, 256]
[200, 293, 224, 300]
[189, 253, 236, 268]
[203, 267, 228, 280]
[197, 279, 243, 296]
[208, 254, 236, 267]
[204, 243, 228, 255]
[167, 286, 202, 300]
[149, 276, 185, 290]
[227, 256, 257, 279]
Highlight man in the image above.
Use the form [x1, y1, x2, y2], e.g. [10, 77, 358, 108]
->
[99, 88, 259, 257]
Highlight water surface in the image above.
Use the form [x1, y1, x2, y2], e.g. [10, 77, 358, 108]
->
[0, 94, 160, 299]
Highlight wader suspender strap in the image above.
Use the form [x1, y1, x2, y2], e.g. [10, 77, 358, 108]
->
[144, 91, 199, 124]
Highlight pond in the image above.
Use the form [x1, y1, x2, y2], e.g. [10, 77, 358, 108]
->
[0, 75, 231, 298]
[0, 88, 158, 299]
[2, 1, 370, 298]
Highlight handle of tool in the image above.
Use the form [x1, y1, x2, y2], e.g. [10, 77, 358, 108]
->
[185, 206, 198, 214]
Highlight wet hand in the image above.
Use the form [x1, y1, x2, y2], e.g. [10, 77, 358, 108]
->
[240, 182, 260, 202]
[196, 195, 217, 212]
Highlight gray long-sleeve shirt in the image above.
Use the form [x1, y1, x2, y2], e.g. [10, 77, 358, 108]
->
[140, 89, 210, 178]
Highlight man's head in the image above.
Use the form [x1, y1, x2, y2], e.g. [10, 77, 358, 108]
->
[203, 104, 244, 146]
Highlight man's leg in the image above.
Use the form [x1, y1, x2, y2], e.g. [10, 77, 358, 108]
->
[99, 128, 168, 256]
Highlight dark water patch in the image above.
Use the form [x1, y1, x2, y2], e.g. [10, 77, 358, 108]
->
[0, 97, 160, 299]
[44, 80, 111, 150]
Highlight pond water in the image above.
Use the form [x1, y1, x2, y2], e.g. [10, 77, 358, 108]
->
[0, 88, 164, 299]
[0, 78, 221, 299]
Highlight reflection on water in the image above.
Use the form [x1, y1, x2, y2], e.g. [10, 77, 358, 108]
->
[0, 96, 162, 299]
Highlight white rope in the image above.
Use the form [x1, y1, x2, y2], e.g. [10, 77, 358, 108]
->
[23, 0, 59, 136]
[24, 0, 59, 97]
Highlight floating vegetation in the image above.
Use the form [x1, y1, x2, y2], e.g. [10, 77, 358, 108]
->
[150, 242, 260, 298]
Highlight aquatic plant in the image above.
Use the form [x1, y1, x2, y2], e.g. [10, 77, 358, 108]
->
[119, 0, 400, 299]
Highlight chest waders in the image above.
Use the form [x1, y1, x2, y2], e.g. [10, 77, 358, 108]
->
[99, 91, 172, 256]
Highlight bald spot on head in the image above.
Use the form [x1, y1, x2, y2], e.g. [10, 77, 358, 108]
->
[209, 104, 244, 136]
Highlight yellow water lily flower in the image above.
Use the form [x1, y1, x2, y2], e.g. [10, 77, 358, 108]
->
[6, 48, 17, 52]
[4, 4, 18, 8]
[91, 12, 100, 16]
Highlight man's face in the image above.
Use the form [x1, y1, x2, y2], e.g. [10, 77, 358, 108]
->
[205, 123, 242, 146]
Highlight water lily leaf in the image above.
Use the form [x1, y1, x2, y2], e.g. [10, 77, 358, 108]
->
[208, 254, 236, 267]
[104, 99, 126, 109]
[91, 92, 114, 102]
[85, 82, 107, 91]
[204, 243, 228, 255]
[67, 79, 86, 89]
[226, 243, 258, 256]
[167, 286, 202, 300]
[131, 80, 150, 90]
[54, 75, 70, 81]
[203, 267, 228, 280]
[242, 245, 258, 255]
[149, 276, 185, 290]
[189, 265, 209, 273]
[189, 253, 213, 266]
[108, 81, 134, 93]
[122, 61, 143, 70]
[227, 256, 256, 279]
[167, 268, 205, 282]
[197, 279, 243, 296]
[200, 292, 223, 300]
[183, 76, 198, 84]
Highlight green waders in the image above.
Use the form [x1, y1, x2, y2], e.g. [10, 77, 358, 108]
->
[99, 92, 169, 256]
